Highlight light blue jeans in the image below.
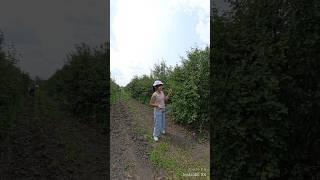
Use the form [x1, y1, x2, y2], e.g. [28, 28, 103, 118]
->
[153, 108, 165, 138]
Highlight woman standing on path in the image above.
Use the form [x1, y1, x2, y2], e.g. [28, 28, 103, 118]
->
[149, 80, 172, 142]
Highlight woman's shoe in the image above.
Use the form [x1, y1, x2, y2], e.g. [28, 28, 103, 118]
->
[154, 136, 159, 141]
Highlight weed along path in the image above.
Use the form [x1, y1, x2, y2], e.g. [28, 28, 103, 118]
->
[111, 93, 210, 179]
[0, 89, 108, 179]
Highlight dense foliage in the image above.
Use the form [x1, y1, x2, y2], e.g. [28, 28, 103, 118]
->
[125, 47, 209, 131]
[110, 78, 121, 103]
[126, 75, 154, 104]
[169, 47, 209, 130]
[211, 0, 320, 179]
[44, 43, 109, 125]
[0, 31, 30, 128]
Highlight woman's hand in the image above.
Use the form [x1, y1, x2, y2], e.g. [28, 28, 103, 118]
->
[154, 102, 160, 108]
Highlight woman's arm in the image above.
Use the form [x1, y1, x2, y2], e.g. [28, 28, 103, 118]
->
[150, 94, 159, 108]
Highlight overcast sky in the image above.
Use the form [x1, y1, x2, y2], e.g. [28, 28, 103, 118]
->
[111, 0, 209, 86]
[0, 0, 109, 80]
[0, 0, 229, 82]
[111, 0, 229, 86]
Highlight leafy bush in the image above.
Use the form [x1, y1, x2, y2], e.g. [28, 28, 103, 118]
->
[0, 31, 30, 128]
[168, 47, 209, 130]
[211, 0, 320, 179]
[125, 75, 154, 104]
[44, 43, 109, 125]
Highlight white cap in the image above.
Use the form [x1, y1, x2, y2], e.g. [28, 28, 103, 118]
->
[153, 80, 163, 87]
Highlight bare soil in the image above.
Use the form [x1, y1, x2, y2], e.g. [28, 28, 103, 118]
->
[110, 100, 166, 180]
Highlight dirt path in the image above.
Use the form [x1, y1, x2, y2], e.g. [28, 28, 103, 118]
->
[111, 96, 210, 179]
[0, 91, 108, 179]
[128, 98, 210, 161]
[110, 100, 166, 179]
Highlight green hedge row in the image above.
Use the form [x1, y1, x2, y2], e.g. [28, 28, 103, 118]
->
[125, 75, 154, 104]
[0, 31, 30, 128]
[43, 43, 109, 125]
[168, 47, 209, 130]
[211, 0, 320, 179]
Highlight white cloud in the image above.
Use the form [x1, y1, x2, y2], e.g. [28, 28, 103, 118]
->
[111, 0, 168, 86]
[111, 0, 209, 86]
[169, 0, 210, 45]
[196, 16, 210, 45]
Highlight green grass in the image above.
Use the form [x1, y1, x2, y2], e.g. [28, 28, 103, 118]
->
[0, 94, 24, 129]
[149, 142, 177, 169]
[126, 101, 179, 172]
[134, 126, 147, 135]
[149, 136, 210, 179]
[149, 141, 183, 178]
[111, 88, 130, 103]
[120, 89, 130, 102]
[127, 99, 138, 113]
[132, 124, 154, 143]
[124, 161, 135, 173]
[124, 163, 130, 171]
[33, 88, 87, 163]
[60, 128, 86, 162]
